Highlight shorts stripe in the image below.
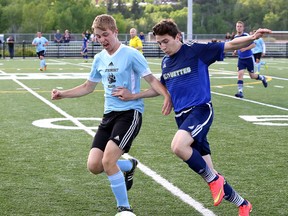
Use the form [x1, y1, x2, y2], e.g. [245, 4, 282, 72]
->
[191, 103, 213, 137]
[119, 110, 140, 149]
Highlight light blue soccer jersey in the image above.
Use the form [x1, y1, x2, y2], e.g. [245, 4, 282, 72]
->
[88, 44, 151, 114]
[32, 37, 48, 52]
[252, 38, 266, 54]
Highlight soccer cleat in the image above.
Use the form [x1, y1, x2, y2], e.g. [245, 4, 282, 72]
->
[235, 92, 244, 98]
[262, 76, 268, 88]
[39, 68, 43, 71]
[117, 206, 133, 212]
[239, 200, 252, 216]
[124, 158, 138, 191]
[208, 174, 225, 206]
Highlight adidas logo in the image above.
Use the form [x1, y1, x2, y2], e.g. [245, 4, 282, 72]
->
[109, 62, 114, 66]
[114, 135, 120, 141]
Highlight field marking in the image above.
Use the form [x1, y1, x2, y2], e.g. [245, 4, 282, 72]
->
[2, 69, 216, 216]
[212, 91, 288, 111]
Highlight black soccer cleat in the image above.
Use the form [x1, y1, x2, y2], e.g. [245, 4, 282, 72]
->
[235, 92, 244, 98]
[262, 76, 268, 88]
[117, 206, 134, 213]
[124, 158, 138, 191]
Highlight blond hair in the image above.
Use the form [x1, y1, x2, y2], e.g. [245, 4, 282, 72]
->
[92, 14, 117, 32]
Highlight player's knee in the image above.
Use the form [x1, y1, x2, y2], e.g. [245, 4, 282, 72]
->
[101, 157, 115, 172]
[171, 142, 183, 156]
[87, 160, 103, 175]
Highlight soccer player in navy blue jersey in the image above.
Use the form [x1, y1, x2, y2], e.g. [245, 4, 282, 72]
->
[51, 14, 172, 215]
[81, 31, 89, 62]
[233, 21, 268, 98]
[113, 19, 272, 216]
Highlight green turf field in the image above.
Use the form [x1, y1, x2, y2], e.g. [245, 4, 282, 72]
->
[0, 57, 287, 216]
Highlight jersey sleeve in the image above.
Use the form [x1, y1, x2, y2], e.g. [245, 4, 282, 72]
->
[193, 42, 225, 65]
[132, 49, 151, 77]
[88, 55, 101, 83]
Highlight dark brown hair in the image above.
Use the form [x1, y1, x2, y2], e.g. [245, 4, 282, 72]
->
[152, 19, 180, 38]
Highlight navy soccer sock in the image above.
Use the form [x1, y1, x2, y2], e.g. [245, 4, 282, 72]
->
[185, 149, 217, 183]
[237, 80, 244, 93]
[223, 179, 246, 207]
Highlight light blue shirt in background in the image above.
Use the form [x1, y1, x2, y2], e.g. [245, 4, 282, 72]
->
[252, 38, 266, 54]
[32, 37, 48, 52]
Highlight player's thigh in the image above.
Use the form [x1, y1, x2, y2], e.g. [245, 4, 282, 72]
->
[171, 129, 193, 150]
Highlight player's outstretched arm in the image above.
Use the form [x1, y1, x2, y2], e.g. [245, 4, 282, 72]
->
[224, 28, 272, 52]
[51, 80, 97, 100]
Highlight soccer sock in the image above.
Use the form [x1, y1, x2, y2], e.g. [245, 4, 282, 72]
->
[254, 62, 259, 72]
[257, 74, 265, 81]
[108, 170, 130, 208]
[185, 149, 217, 183]
[117, 160, 133, 172]
[237, 80, 243, 93]
[223, 180, 246, 207]
[40, 59, 44, 68]
[257, 63, 261, 72]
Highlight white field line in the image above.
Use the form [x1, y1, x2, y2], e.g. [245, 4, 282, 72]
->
[1, 68, 216, 216]
[211, 91, 288, 112]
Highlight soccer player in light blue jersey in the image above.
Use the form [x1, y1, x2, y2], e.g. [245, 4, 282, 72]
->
[251, 30, 267, 73]
[233, 21, 268, 98]
[51, 14, 172, 215]
[113, 19, 272, 216]
[32, 32, 48, 71]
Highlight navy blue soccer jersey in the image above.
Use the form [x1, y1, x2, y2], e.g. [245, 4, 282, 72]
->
[160, 42, 225, 113]
[234, 33, 254, 58]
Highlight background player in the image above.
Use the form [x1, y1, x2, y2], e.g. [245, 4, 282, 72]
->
[32, 32, 48, 71]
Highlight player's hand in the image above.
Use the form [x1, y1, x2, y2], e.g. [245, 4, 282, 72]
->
[162, 95, 172, 116]
[51, 89, 62, 100]
[112, 87, 134, 101]
[252, 28, 272, 39]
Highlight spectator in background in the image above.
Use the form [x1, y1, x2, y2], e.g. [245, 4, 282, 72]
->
[54, 30, 63, 44]
[7, 35, 15, 59]
[139, 31, 145, 43]
[231, 32, 236, 40]
[129, 28, 143, 54]
[63, 29, 71, 44]
[225, 32, 231, 41]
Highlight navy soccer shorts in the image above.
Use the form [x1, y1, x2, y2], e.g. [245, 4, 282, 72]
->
[237, 56, 255, 73]
[91, 109, 142, 153]
[175, 103, 213, 156]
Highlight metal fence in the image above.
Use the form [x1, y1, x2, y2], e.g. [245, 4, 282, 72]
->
[1, 40, 287, 59]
